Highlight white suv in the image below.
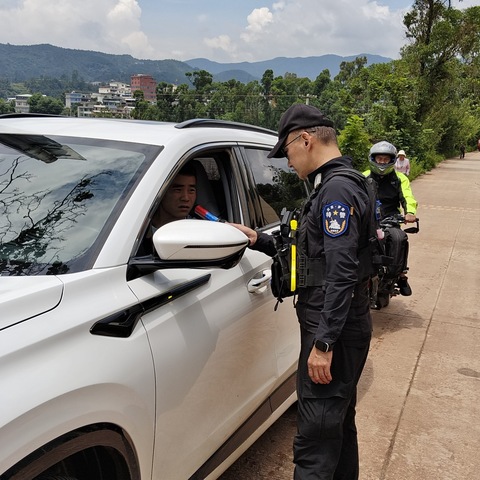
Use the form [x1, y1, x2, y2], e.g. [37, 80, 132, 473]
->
[0, 115, 306, 480]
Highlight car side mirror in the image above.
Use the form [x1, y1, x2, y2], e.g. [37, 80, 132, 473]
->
[153, 219, 249, 264]
[128, 219, 249, 277]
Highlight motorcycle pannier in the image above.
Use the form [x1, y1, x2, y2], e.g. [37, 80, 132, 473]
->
[383, 227, 408, 278]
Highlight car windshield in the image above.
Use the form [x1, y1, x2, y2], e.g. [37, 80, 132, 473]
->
[0, 134, 161, 276]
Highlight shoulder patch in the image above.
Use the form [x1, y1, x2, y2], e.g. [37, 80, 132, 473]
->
[323, 201, 351, 237]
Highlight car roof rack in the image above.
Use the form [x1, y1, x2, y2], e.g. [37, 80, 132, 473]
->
[175, 118, 276, 136]
[0, 113, 62, 119]
[0, 114, 278, 137]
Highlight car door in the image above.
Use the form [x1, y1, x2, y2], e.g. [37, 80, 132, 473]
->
[126, 145, 300, 479]
[238, 145, 308, 379]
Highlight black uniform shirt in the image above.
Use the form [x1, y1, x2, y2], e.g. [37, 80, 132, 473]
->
[296, 156, 372, 346]
[255, 156, 372, 346]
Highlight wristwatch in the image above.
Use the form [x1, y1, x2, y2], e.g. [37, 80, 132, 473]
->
[314, 339, 333, 352]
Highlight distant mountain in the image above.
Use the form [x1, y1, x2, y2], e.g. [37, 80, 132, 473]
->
[185, 54, 393, 80]
[212, 69, 258, 84]
[0, 43, 392, 86]
[0, 43, 192, 84]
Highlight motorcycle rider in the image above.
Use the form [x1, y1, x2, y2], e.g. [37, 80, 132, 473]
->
[363, 141, 418, 296]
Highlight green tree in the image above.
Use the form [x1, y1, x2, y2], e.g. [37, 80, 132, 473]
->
[156, 82, 177, 121]
[0, 99, 15, 114]
[131, 90, 150, 119]
[261, 69, 274, 97]
[402, 1, 480, 155]
[185, 70, 213, 93]
[312, 69, 331, 98]
[28, 93, 64, 114]
[261, 70, 275, 128]
[174, 83, 200, 121]
[337, 115, 372, 170]
[0, 79, 18, 99]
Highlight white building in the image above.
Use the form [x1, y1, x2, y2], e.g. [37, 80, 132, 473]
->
[69, 82, 134, 118]
[14, 94, 32, 113]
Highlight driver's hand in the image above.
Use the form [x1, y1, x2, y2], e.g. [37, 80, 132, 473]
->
[405, 213, 416, 223]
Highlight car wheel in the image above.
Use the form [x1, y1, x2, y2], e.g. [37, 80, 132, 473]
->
[3, 426, 139, 480]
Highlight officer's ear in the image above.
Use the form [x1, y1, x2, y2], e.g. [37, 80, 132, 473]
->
[301, 132, 310, 146]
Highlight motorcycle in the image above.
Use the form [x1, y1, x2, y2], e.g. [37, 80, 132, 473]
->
[369, 214, 420, 310]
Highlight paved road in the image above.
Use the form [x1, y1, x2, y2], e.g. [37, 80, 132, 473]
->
[220, 151, 480, 479]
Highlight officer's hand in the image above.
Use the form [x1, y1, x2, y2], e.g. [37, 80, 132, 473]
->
[229, 223, 258, 246]
[404, 213, 416, 223]
[307, 347, 333, 384]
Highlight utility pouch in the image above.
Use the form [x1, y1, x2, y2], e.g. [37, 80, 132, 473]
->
[270, 209, 298, 309]
[270, 236, 293, 300]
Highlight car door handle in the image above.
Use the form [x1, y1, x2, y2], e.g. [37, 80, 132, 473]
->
[247, 269, 272, 293]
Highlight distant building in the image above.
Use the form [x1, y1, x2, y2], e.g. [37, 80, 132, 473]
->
[65, 92, 93, 109]
[130, 74, 157, 103]
[14, 94, 32, 113]
[77, 103, 95, 118]
[98, 82, 131, 97]
[96, 82, 132, 105]
[65, 81, 137, 118]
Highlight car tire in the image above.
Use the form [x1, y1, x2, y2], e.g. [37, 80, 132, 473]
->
[3, 426, 139, 480]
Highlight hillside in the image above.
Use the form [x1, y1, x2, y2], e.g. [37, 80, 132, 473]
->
[0, 43, 192, 84]
[186, 54, 392, 80]
[0, 43, 392, 85]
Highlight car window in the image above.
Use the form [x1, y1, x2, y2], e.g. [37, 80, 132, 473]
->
[135, 149, 236, 259]
[242, 148, 307, 229]
[0, 134, 161, 275]
[190, 156, 227, 219]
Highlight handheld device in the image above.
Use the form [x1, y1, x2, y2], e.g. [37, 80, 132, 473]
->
[194, 205, 221, 222]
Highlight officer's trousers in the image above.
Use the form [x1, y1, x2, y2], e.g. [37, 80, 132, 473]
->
[293, 328, 370, 480]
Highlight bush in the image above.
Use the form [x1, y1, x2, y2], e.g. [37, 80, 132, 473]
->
[337, 115, 371, 170]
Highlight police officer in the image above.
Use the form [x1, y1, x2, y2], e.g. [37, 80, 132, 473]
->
[233, 104, 373, 479]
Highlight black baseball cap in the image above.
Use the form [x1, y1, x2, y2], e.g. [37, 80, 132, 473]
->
[268, 103, 335, 158]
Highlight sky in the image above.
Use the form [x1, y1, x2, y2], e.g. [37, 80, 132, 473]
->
[0, 0, 476, 63]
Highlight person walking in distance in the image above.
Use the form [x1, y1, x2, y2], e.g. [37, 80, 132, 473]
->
[395, 149, 410, 175]
[233, 103, 374, 479]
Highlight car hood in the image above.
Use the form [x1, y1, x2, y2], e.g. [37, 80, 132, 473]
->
[0, 276, 63, 329]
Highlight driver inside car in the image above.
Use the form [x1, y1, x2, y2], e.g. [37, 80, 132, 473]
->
[139, 163, 197, 255]
[152, 163, 197, 228]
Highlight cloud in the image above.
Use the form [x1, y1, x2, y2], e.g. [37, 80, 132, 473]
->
[105, 0, 154, 57]
[206, 0, 408, 62]
[0, 0, 154, 58]
[241, 7, 274, 40]
[204, 35, 237, 56]
[203, 8, 274, 59]
[5, 0, 476, 64]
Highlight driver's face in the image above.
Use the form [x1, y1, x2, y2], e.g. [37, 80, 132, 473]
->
[161, 174, 197, 220]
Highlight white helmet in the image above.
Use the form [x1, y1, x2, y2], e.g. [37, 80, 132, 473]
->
[369, 141, 397, 175]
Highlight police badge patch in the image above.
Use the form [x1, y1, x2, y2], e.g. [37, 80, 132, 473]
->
[323, 201, 350, 237]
